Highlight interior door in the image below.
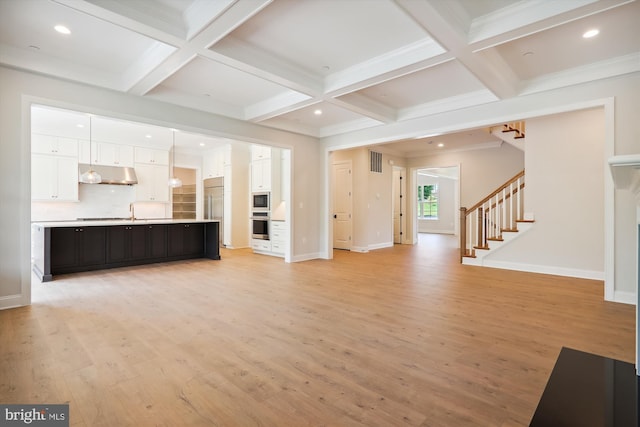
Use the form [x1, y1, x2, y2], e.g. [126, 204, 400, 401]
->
[393, 167, 406, 244]
[332, 161, 352, 250]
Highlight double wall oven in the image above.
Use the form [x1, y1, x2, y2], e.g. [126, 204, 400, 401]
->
[251, 192, 270, 240]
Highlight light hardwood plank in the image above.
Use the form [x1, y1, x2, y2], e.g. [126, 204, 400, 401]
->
[0, 234, 634, 426]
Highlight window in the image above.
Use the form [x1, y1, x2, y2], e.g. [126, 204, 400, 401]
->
[417, 184, 438, 219]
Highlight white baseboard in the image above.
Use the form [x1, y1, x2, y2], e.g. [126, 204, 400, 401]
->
[419, 229, 455, 235]
[290, 252, 322, 262]
[368, 241, 393, 250]
[0, 294, 25, 310]
[612, 290, 636, 305]
[482, 260, 605, 281]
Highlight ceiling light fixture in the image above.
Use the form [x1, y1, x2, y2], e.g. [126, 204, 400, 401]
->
[314, 109, 322, 116]
[79, 116, 102, 184]
[76, 124, 84, 128]
[145, 134, 152, 139]
[437, 143, 444, 148]
[54, 25, 71, 35]
[199, 142, 205, 147]
[583, 29, 599, 38]
[168, 130, 182, 188]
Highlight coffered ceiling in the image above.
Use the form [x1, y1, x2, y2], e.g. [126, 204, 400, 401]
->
[1, 0, 639, 155]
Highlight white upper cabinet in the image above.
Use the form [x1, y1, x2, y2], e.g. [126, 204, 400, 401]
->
[135, 147, 169, 165]
[32, 134, 78, 157]
[79, 141, 134, 167]
[32, 154, 78, 201]
[135, 163, 169, 202]
[251, 145, 273, 192]
[251, 145, 271, 162]
[95, 142, 134, 167]
[203, 145, 230, 179]
[251, 158, 271, 192]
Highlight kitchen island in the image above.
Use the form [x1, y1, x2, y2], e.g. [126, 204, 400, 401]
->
[32, 219, 220, 282]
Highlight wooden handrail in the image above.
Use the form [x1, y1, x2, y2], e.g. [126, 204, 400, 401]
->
[466, 170, 524, 215]
[460, 169, 526, 261]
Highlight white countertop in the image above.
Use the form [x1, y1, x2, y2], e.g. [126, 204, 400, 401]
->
[32, 219, 220, 227]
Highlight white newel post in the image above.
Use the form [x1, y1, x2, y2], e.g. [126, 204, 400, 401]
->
[608, 154, 640, 376]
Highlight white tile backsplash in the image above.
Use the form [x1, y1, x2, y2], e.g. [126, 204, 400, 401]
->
[32, 184, 169, 221]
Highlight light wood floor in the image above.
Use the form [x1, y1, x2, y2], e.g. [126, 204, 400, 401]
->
[1, 234, 635, 426]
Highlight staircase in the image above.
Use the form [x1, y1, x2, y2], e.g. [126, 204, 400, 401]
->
[492, 121, 526, 151]
[460, 170, 534, 265]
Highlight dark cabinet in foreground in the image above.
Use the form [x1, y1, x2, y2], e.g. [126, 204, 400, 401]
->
[51, 226, 106, 273]
[168, 223, 205, 257]
[106, 224, 168, 264]
[32, 221, 220, 282]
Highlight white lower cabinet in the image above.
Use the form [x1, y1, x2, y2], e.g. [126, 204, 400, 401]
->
[32, 154, 78, 201]
[270, 221, 287, 256]
[252, 221, 287, 257]
[251, 239, 272, 252]
[135, 163, 169, 202]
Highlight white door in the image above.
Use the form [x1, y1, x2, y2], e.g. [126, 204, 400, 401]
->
[393, 167, 406, 244]
[332, 161, 352, 250]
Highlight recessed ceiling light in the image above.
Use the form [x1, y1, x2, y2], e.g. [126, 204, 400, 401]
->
[76, 124, 84, 128]
[583, 29, 599, 39]
[54, 25, 71, 35]
[199, 143, 205, 147]
[145, 134, 152, 139]
[523, 51, 534, 57]
[437, 143, 444, 148]
[314, 109, 323, 116]
[28, 45, 40, 51]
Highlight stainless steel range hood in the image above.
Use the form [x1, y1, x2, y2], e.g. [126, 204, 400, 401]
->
[78, 164, 138, 185]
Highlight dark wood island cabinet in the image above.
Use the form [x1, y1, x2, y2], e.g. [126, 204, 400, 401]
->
[32, 220, 220, 282]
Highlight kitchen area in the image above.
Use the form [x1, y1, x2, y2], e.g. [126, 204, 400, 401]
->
[30, 104, 291, 281]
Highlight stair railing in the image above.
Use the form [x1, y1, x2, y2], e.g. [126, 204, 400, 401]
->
[459, 170, 525, 261]
[502, 122, 526, 139]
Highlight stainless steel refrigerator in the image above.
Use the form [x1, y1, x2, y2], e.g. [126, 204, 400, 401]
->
[204, 177, 224, 246]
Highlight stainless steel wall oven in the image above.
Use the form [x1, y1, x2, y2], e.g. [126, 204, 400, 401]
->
[251, 212, 269, 240]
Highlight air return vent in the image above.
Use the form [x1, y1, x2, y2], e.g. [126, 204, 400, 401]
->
[370, 150, 382, 173]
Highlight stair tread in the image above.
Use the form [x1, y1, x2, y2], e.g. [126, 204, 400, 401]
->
[516, 219, 535, 223]
[473, 245, 490, 250]
[487, 237, 504, 242]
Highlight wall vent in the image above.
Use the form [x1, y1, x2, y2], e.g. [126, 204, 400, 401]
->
[370, 150, 382, 173]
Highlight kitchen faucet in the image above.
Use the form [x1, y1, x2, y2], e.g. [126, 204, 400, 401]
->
[129, 203, 135, 221]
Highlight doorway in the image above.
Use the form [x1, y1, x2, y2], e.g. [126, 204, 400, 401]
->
[332, 160, 352, 250]
[414, 166, 460, 237]
[172, 167, 196, 220]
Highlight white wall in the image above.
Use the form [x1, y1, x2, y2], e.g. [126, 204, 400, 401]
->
[330, 147, 404, 251]
[0, 65, 320, 309]
[485, 108, 605, 279]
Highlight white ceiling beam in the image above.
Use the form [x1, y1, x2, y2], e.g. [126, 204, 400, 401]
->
[398, 89, 499, 121]
[469, 0, 635, 52]
[53, 0, 185, 45]
[127, 0, 272, 96]
[329, 93, 397, 124]
[245, 91, 314, 122]
[324, 39, 446, 95]
[396, 0, 520, 100]
[184, 0, 237, 41]
[207, 36, 323, 96]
